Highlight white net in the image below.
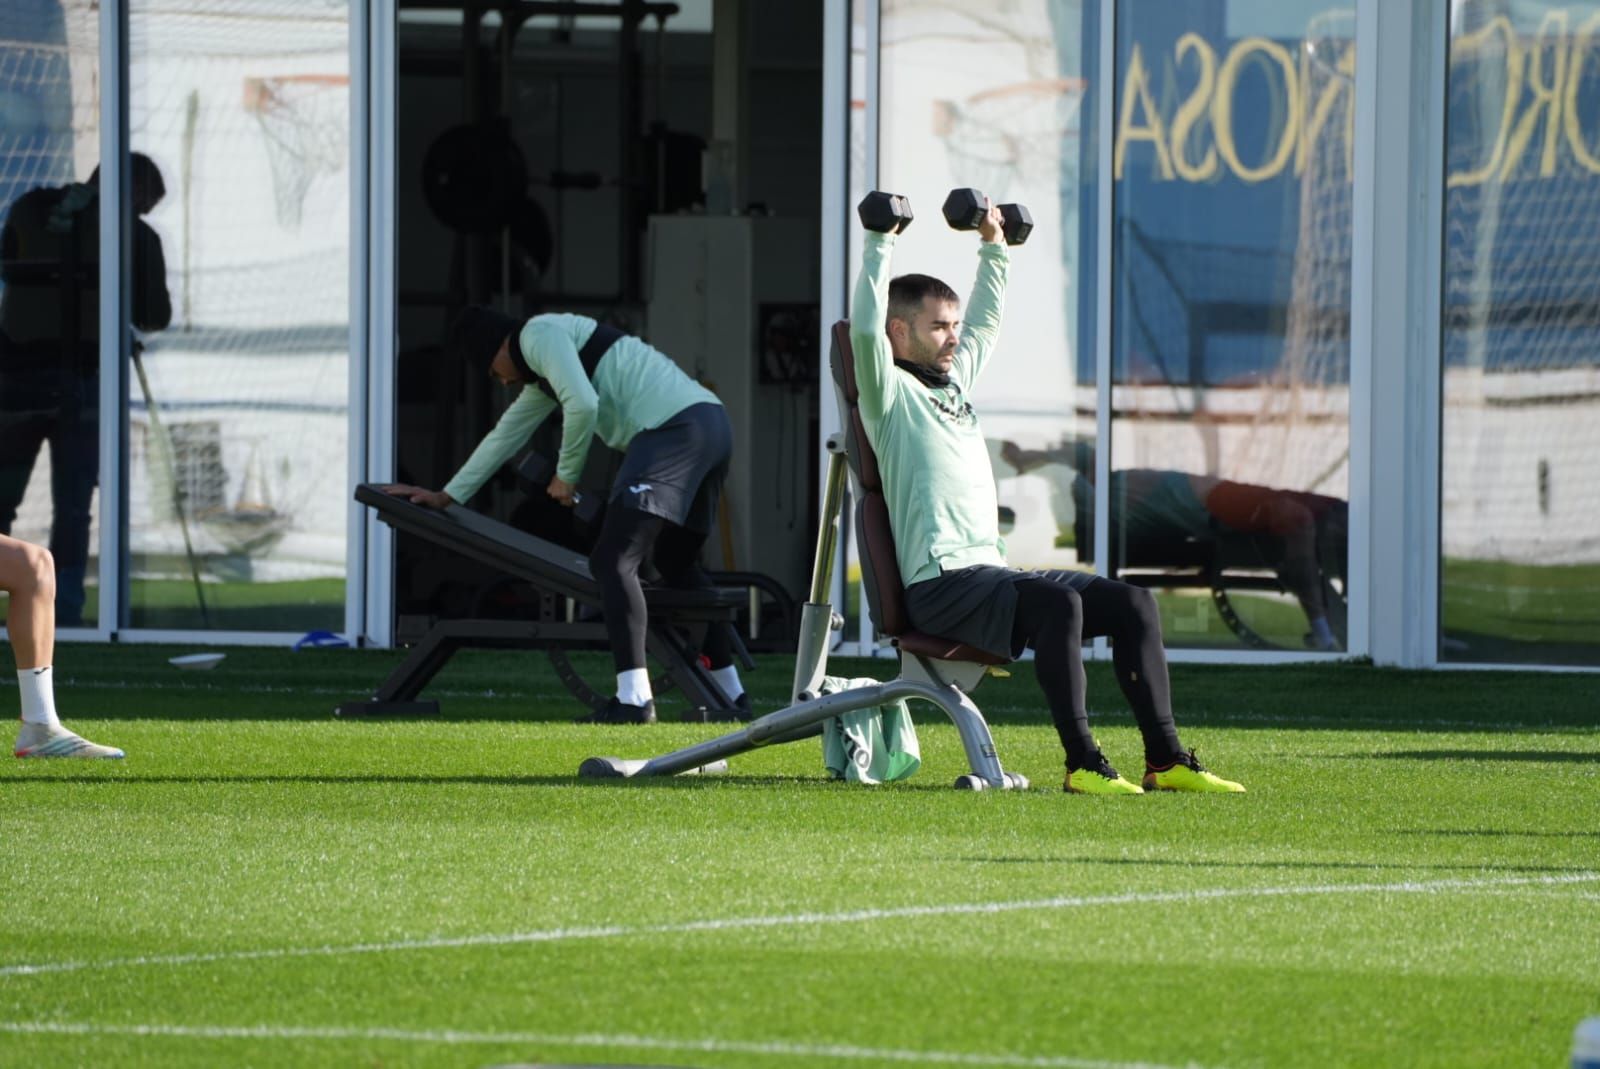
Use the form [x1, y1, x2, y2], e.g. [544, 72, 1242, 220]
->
[934, 77, 1085, 203]
[121, 0, 350, 615]
[0, 0, 101, 560]
[1440, 5, 1600, 569]
[1243, 7, 1355, 497]
[242, 74, 349, 228]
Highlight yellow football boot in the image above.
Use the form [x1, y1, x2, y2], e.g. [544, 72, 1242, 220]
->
[1065, 753, 1145, 795]
[1143, 749, 1245, 792]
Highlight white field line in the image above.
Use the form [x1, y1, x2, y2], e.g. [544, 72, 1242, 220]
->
[2, 872, 1593, 981]
[0, 1021, 1196, 1069]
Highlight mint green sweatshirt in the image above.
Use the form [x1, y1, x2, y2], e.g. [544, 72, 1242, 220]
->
[442, 313, 721, 504]
[848, 232, 1010, 588]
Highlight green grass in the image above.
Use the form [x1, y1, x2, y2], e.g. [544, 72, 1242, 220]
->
[37, 578, 347, 633]
[1, 645, 1596, 1068]
[1442, 558, 1600, 665]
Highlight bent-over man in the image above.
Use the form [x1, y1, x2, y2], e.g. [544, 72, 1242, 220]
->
[386, 309, 746, 724]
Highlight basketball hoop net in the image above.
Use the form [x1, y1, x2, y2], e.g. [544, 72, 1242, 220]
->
[934, 77, 1085, 201]
[242, 74, 349, 228]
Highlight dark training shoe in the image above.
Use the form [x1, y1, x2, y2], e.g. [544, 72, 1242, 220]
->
[578, 698, 658, 725]
[707, 692, 753, 723]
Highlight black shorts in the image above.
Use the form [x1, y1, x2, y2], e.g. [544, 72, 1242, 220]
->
[905, 565, 1098, 659]
[609, 402, 731, 533]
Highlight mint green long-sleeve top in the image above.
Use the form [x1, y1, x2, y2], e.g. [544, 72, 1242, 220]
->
[442, 313, 721, 504]
[848, 232, 1010, 588]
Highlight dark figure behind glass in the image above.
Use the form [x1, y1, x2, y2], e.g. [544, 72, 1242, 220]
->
[0, 153, 172, 625]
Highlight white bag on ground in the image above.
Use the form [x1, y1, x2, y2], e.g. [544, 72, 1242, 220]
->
[820, 675, 921, 784]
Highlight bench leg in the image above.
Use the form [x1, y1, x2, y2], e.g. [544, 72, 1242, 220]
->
[334, 626, 461, 717]
[579, 677, 1026, 789]
[645, 624, 729, 715]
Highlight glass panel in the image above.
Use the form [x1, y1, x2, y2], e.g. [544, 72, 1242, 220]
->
[1110, 1, 1354, 652]
[845, 0, 868, 642]
[126, 0, 350, 631]
[1441, 1, 1600, 666]
[878, 1, 1099, 582]
[0, 0, 102, 627]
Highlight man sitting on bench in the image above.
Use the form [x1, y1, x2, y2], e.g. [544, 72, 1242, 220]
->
[852, 197, 1243, 794]
[384, 308, 747, 724]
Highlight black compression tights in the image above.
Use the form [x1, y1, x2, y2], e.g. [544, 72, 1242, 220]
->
[1008, 576, 1183, 769]
[588, 505, 734, 674]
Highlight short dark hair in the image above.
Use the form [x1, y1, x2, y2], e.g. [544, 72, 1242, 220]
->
[887, 273, 959, 329]
[450, 305, 521, 373]
[88, 153, 167, 215]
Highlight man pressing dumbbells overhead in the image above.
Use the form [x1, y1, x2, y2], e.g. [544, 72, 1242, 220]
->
[384, 310, 747, 724]
[850, 188, 1243, 794]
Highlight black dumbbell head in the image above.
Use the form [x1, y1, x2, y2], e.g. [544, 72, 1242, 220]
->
[999, 203, 1034, 246]
[941, 188, 987, 231]
[858, 191, 914, 234]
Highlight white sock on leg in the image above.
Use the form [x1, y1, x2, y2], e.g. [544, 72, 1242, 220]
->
[616, 668, 653, 706]
[710, 664, 744, 700]
[1308, 616, 1337, 650]
[17, 667, 61, 727]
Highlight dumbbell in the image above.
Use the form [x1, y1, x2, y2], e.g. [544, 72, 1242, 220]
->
[941, 188, 1034, 246]
[517, 453, 603, 528]
[857, 191, 914, 234]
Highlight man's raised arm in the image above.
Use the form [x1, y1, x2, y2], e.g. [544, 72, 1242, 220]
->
[950, 207, 1009, 391]
[848, 230, 899, 422]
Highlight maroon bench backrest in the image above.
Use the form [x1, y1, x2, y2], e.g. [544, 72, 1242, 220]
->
[829, 320, 912, 637]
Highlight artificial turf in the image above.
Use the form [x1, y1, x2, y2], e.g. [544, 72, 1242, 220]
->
[0, 645, 1595, 1068]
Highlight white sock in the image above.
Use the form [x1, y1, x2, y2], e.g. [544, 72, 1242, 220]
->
[17, 667, 60, 727]
[1308, 616, 1337, 649]
[710, 664, 744, 700]
[616, 668, 653, 706]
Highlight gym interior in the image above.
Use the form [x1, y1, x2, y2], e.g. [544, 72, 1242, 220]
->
[391, 1, 823, 646]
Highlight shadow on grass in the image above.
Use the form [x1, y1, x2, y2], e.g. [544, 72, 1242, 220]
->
[1, 772, 862, 790]
[1396, 829, 1600, 839]
[1365, 749, 1599, 763]
[3, 771, 1067, 794]
[945, 856, 1597, 875]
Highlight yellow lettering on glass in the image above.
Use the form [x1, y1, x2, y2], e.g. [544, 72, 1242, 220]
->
[1447, 16, 1523, 189]
[1213, 36, 1300, 183]
[1563, 9, 1600, 174]
[1171, 32, 1220, 181]
[1115, 43, 1175, 180]
[1501, 9, 1569, 179]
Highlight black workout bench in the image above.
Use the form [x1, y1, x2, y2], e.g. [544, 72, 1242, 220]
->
[337, 483, 750, 718]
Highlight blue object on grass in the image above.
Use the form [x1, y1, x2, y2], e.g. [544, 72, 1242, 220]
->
[294, 630, 350, 651]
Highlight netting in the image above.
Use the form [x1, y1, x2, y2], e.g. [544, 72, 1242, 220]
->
[1245, 6, 1355, 496]
[0, 0, 101, 556]
[934, 77, 1085, 204]
[2, 2, 352, 613]
[242, 73, 349, 228]
[126, 3, 351, 596]
[1440, 6, 1600, 566]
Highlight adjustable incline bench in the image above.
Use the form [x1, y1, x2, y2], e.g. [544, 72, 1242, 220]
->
[577, 321, 1029, 790]
[337, 483, 748, 717]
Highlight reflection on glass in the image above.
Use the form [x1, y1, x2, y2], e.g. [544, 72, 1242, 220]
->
[1441, 1, 1600, 666]
[1110, 1, 1354, 651]
[0, 0, 101, 627]
[844, 0, 869, 638]
[127, 0, 350, 631]
[879, 0, 1096, 581]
